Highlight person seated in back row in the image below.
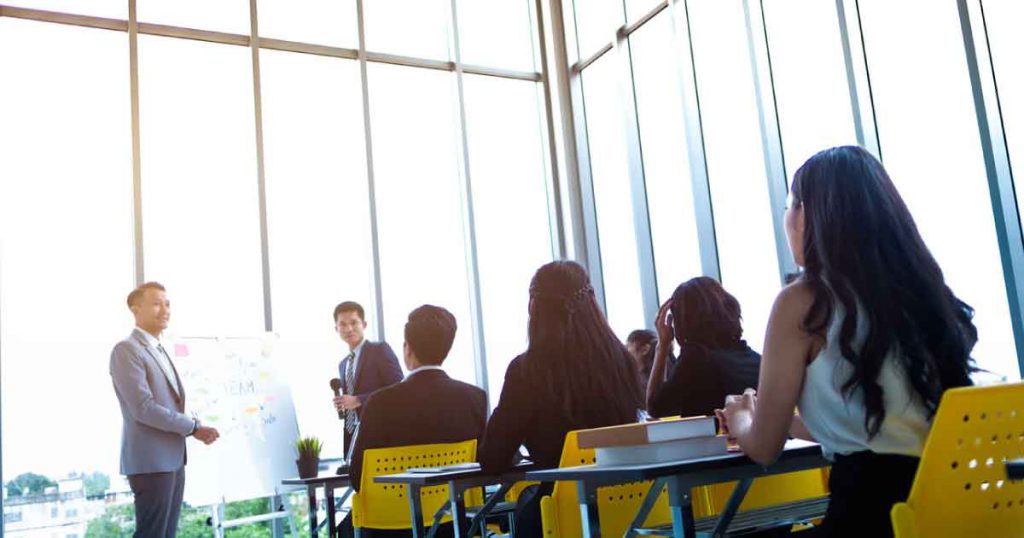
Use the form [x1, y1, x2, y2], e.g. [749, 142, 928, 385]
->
[627, 328, 676, 397]
[646, 276, 761, 419]
[479, 260, 643, 535]
[342, 305, 488, 537]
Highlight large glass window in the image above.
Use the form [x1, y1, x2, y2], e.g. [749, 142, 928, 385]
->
[137, 0, 250, 35]
[629, 12, 703, 302]
[860, 0, 1018, 378]
[764, 0, 857, 177]
[462, 75, 554, 403]
[256, 0, 357, 48]
[582, 54, 646, 339]
[0, 4, 560, 534]
[571, 0, 623, 59]
[138, 35, 264, 336]
[688, 0, 780, 351]
[626, 0, 663, 23]
[260, 50, 371, 459]
[0, 17, 132, 499]
[368, 63, 476, 384]
[363, 0, 450, 60]
[0, 0, 124, 19]
[456, 0, 535, 71]
[983, 0, 1024, 239]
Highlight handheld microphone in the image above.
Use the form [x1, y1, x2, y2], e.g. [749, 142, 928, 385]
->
[330, 378, 344, 420]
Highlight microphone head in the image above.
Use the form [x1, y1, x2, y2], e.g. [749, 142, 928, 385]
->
[330, 378, 343, 391]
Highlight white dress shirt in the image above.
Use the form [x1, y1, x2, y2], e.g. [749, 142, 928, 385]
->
[135, 327, 181, 396]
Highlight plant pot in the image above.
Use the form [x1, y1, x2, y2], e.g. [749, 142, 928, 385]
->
[296, 457, 319, 479]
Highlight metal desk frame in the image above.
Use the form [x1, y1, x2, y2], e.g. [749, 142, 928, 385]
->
[281, 473, 352, 538]
[373, 463, 534, 538]
[525, 441, 827, 538]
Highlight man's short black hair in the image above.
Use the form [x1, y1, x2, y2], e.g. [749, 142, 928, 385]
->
[127, 282, 166, 308]
[404, 305, 457, 366]
[333, 301, 365, 323]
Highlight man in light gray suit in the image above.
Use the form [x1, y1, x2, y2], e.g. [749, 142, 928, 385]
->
[110, 281, 220, 537]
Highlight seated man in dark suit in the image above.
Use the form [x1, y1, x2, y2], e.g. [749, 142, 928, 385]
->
[341, 305, 487, 537]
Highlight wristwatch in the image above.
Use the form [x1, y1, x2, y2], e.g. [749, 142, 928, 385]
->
[189, 418, 200, 436]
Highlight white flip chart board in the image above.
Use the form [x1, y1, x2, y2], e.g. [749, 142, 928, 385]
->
[172, 334, 300, 506]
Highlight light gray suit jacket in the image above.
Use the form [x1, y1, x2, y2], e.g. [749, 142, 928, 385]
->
[110, 328, 195, 476]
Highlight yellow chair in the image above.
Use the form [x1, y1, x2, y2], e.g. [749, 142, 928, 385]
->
[539, 430, 674, 537]
[352, 440, 484, 533]
[891, 382, 1024, 537]
[503, 479, 539, 503]
[700, 468, 829, 516]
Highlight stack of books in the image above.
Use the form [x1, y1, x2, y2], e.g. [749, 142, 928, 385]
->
[577, 416, 727, 466]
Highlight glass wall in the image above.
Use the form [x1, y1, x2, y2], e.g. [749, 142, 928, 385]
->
[368, 63, 476, 385]
[688, 0, 781, 350]
[582, 54, 647, 338]
[259, 51, 372, 461]
[4, 0, 1024, 532]
[763, 0, 858, 177]
[566, 0, 1024, 374]
[138, 35, 265, 337]
[461, 75, 553, 404]
[983, 0, 1024, 230]
[0, 0, 553, 532]
[628, 13, 702, 303]
[0, 18, 133, 505]
[859, 0, 1017, 377]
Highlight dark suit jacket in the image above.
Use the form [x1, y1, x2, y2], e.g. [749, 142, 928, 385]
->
[340, 341, 403, 455]
[339, 340, 404, 414]
[478, 354, 636, 474]
[647, 341, 761, 419]
[349, 368, 488, 490]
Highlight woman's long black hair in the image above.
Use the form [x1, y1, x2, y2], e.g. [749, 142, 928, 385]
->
[792, 146, 976, 438]
[524, 260, 643, 426]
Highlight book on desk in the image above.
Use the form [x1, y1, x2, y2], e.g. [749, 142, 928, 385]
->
[407, 462, 482, 474]
[577, 415, 728, 466]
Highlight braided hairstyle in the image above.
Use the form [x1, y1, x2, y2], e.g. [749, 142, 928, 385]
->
[524, 261, 643, 427]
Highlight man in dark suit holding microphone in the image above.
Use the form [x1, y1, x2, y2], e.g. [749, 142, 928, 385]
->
[331, 301, 403, 457]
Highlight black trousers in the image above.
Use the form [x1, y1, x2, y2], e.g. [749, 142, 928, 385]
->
[811, 451, 919, 538]
[127, 467, 186, 538]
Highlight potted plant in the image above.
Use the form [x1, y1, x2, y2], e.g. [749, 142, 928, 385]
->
[295, 436, 323, 479]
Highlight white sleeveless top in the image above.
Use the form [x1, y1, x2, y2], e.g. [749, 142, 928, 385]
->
[797, 304, 931, 460]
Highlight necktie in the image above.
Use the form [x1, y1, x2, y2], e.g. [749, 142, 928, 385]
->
[344, 351, 356, 434]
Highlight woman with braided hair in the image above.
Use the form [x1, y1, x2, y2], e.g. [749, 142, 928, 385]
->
[479, 260, 643, 533]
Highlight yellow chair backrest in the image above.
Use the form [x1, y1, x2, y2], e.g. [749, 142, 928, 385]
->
[891, 382, 1024, 538]
[352, 439, 483, 531]
[539, 430, 674, 537]
[699, 467, 830, 517]
[504, 480, 539, 503]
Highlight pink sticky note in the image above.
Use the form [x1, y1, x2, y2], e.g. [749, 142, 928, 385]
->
[174, 343, 190, 357]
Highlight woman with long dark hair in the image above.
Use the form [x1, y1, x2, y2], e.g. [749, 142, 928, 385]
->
[646, 277, 760, 418]
[479, 260, 643, 532]
[719, 146, 976, 537]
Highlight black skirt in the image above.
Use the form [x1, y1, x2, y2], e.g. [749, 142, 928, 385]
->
[812, 450, 920, 538]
